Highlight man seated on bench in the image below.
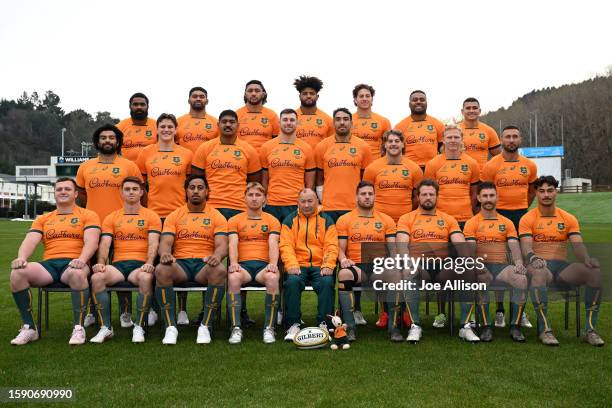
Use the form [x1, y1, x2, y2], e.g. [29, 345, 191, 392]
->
[90, 176, 161, 343]
[155, 174, 228, 345]
[10, 177, 100, 345]
[227, 182, 281, 344]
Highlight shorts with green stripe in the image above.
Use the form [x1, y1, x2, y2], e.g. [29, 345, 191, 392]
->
[176, 258, 207, 281]
[113, 260, 145, 279]
[239, 260, 268, 284]
[39, 258, 71, 282]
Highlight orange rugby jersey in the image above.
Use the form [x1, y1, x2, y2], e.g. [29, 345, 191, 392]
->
[458, 121, 501, 168]
[176, 113, 219, 153]
[136, 144, 193, 218]
[336, 209, 396, 264]
[162, 204, 228, 259]
[192, 138, 261, 211]
[363, 157, 423, 222]
[228, 212, 281, 262]
[397, 210, 461, 259]
[236, 106, 280, 150]
[116, 118, 157, 161]
[424, 153, 480, 222]
[481, 155, 538, 210]
[30, 206, 101, 260]
[315, 136, 373, 211]
[259, 138, 316, 206]
[351, 111, 392, 159]
[463, 212, 517, 264]
[394, 115, 445, 167]
[519, 207, 580, 261]
[295, 108, 334, 149]
[76, 156, 143, 222]
[102, 207, 162, 262]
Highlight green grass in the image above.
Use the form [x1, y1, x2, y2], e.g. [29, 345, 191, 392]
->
[1, 193, 611, 407]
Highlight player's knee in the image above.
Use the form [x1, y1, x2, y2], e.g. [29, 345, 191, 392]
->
[139, 272, 153, 285]
[321, 275, 334, 288]
[338, 268, 353, 281]
[70, 269, 89, 287]
[284, 275, 301, 290]
[9, 268, 24, 284]
[154, 264, 169, 280]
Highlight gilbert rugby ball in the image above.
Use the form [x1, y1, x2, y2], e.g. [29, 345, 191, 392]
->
[293, 327, 330, 349]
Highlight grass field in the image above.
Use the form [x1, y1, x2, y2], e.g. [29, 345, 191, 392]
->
[1, 193, 611, 407]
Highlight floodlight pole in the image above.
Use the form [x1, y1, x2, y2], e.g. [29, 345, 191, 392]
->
[61, 128, 67, 157]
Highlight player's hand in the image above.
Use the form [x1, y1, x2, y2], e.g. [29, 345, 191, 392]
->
[11, 258, 27, 269]
[585, 257, 600, 268]
[530, 257, 546, 269]
[92, 264, 106, 274]
[266, 263, 279, 274]
[287, 267, 301, 275]
[140, 263, 155, 274]
[321, 267, 333, 276]
[160, 253, 175, 265]
[69, 258, 86, 269]
[340, 258, 354, 269]
[514, 262, 527, 275]
[228, 263, 241, 274]
[204, 255, 221, 267]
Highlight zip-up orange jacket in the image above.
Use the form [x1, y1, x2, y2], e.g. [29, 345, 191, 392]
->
[280, 208, 338, 270]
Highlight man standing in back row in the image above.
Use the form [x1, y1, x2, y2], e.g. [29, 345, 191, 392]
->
[116, 92, 157, 162]
[351, 84, 391, 159]
[176, 86, 219, 153]
[237, 80, 280, 150]
[294, 75, 335, 149]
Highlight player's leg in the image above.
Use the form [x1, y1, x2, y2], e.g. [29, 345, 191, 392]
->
[309, 267, 335, 329]
[89, 265, 125, 343]
[9, 261, 55, 344]
[255, 264, 280, 343]
[59, 263, 91, 345]
[496, 265, 529, 340]
[194, 261, 227, 344]
[528, 264, 557, 345]
[227, 264, 253, 344]
[154, 261, 188, 344]
[337, 266, 360, 341]
[127, 267, 154, 342]
[283, 269, 307, 341]
[404, 269, 425, 343]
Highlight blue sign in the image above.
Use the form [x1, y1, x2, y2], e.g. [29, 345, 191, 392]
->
[519, 146, 564, 158]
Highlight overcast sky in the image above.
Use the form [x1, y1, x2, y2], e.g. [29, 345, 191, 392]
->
[1, 0, 610, 125]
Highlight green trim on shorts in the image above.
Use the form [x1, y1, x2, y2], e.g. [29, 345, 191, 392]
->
[239, 260, 268, 283]
[176, 258, 207, 281]
[39, 258, 72, 282]
[547, 260, 571, 276]
[113, 260, 145, 279]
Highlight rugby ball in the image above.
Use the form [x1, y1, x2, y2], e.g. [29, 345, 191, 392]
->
[293, 327, 330, 349]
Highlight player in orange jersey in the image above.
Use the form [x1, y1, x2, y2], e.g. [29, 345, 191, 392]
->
[351, 84, 391, 159]
[10, 178, 100, 346]
[116, 93, 157, 161]
[293, 75, 334, 149]
[315, 108, 373, 222]
[136, 113, 193, 220]
[336, 181, 397, 341]
[155, 174, 228, 345]
[396, 179, 467, 343]
[519, 176, 604, 347]
[89, 177, 161, 343]
[394, 90, 445, 169]
[236, 80, 280, 150]
[463, 182, 528, 343]
[227, 183, 281, 344]
[424, 125, 480, 229]
[176, 87, 218, 153]
[457, 97, 501, 168]
[481, 125, 538, 327]
[363, 130, 423, 222]
[260, 108, 316, 223]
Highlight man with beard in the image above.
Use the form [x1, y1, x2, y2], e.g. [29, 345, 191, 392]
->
[176, 87, 218, 153]
[463, 182, 528, 342]
[293, 75, 334, 149]
[155, 174, 228, 344]
[236, 80, 280, 150]
[351, 84, 391, 159]
[260, 108, 316, 223]
[10, 178, 100, 345]
[396, 179, 466, 343]
[76, 124, 143, 328]
[457, 97, 501, 169]
[519, 176, 604, 346]
[117, 93, 157, 161]
[336, 181, 396, 341]
[314, 108, 372, 223]
[481, 125, 537, 327]
[394, 90, 445, 169]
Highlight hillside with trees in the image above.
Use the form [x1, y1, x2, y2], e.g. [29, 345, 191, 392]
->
[481, 74, 612, 184]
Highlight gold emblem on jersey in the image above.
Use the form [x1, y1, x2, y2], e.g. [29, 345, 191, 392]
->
[499, 224, 506, 232]
[261, 225, 269, 232]
[558, 223, 565, 231]
[203, 218, 211, 225]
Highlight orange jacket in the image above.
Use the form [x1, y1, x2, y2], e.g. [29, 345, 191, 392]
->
[280, 208, 338, 270]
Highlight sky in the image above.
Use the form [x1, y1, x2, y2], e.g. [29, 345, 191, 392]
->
[1, 0, 611, 125]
